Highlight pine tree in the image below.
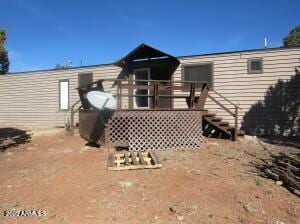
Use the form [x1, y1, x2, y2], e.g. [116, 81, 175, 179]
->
[283, 25, 300, 47]
[0, 29, 9, 74]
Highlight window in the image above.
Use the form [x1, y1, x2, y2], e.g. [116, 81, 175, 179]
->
[182, 63, 213, 90]
[78, 72, 93, 88]
[59, 80, 69, 111]
[248, 58, 263, 74]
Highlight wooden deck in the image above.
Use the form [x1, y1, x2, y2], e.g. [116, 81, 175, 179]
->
[72, 78, 241, 143]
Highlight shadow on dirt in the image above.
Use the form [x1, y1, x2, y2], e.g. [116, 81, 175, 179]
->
[0, 128, 32, 152]
[259, 137, 300, 149]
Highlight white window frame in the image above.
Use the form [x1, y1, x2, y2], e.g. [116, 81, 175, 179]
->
[59, 79, 69, 111]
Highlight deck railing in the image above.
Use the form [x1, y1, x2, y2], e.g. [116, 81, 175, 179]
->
[114, 79, 209, 110]
[77, 78, 209, 111]
[69, 99, 82, 133]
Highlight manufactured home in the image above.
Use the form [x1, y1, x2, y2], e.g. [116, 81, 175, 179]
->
[0, 44, 299, 138]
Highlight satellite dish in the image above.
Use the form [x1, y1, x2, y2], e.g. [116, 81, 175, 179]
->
[87, 91, 117, 110]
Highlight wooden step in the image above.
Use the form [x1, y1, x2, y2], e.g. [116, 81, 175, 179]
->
[212, 117, 222, 122]
[238, 130, 245, 136]
[226, 126, 235, 131]
[203, 116, 231, 136]
[203, 113, 216, 117]
[202, 111, 243, 141]
[219, 121, 229, 126]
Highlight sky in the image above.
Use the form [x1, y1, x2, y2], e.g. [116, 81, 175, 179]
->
[0, 0, 299, 73]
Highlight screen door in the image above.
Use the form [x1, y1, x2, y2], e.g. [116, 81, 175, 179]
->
[133, 68, 150, 109]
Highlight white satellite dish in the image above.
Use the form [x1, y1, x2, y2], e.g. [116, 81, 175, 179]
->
[87, 91, 117, 110]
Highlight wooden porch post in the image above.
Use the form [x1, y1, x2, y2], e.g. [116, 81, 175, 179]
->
[153, 81, 159, 109]
[128, 73, 134, 109]
[196, 83, 209, 110]
[188, 82, 196, 109]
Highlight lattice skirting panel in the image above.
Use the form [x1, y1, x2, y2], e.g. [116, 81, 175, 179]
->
[108, 111, 205, 151]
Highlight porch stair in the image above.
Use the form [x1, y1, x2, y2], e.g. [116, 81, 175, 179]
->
[202, 111, 244, 141]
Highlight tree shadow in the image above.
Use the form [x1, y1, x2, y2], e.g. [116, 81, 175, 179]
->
[0, 128, 32, 152]
[241, 70, 300, 146]
[259, 137, 300, 149]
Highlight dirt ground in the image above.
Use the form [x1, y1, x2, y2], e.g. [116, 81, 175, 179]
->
[0, 128, 299, 224]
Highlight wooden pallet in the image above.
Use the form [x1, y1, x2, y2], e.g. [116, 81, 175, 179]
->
[107, 151, 162, 171]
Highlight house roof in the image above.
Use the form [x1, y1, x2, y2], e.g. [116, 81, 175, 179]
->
[177, 46, 300, 59]
[5, 45, 300, 75]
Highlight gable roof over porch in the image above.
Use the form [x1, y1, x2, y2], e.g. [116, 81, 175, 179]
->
[114, 43, 180, 68]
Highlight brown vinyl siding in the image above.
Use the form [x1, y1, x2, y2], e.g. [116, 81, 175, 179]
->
[0, 65, 123, 127]
[0, 47, 299, 129]
[174, 47, 300, 128]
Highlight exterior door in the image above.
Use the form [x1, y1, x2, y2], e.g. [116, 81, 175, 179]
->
[133, 68, 151, 109]
[150, 66, 171, 109]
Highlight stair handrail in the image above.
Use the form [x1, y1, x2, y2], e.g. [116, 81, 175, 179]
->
[207, 90, 240, 140]
[211, 90, 241, 109]
[70, 99, 82, 133]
